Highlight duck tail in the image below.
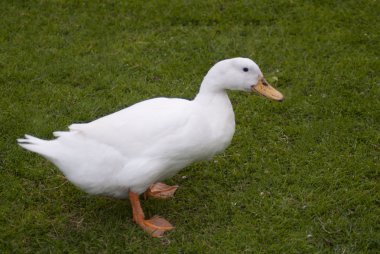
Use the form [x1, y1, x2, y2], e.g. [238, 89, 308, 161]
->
[17, 134, 57, 160]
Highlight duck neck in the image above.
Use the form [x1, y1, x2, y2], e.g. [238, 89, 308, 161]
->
[194, 78, 229, 104]
[193, 76, 236, 145]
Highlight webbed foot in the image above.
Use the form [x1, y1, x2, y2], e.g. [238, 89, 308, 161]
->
[144, 182, 178, 199]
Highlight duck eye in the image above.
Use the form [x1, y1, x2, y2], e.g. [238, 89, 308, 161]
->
[243, 67, 249, 72]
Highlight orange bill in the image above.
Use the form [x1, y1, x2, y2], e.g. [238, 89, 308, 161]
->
[252, 78, 284, 102]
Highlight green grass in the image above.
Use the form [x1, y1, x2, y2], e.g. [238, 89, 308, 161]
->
[1, 0, 379, 253]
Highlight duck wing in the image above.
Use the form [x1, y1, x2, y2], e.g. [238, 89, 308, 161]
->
[67, 97, 209, 159]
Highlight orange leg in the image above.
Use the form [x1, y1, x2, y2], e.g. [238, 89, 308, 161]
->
[144, 182, 179, 199]
[129, 192, 174, 238]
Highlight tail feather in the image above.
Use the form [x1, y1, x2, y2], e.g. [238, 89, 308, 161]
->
[18, 134, 47, 144]
[17, 134, 56, 160]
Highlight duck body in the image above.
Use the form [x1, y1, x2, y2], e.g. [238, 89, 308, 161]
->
[20, 90, 235, 197]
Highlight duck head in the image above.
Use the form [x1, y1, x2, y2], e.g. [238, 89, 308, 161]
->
[200, 57, 284, 102]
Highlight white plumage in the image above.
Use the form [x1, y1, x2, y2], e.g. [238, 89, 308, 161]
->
[18, 57, 283, 199]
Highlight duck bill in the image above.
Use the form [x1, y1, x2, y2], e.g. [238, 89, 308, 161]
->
[252, 78, 284, 102]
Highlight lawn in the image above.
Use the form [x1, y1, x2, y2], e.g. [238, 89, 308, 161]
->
[0, 0, 379, 253]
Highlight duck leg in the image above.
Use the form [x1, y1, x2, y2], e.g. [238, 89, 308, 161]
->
[144, 182, 178, 199]
[129, 192, 174, 238]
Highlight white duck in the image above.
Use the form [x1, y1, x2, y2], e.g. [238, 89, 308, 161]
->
[18, 57, 284, 237]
